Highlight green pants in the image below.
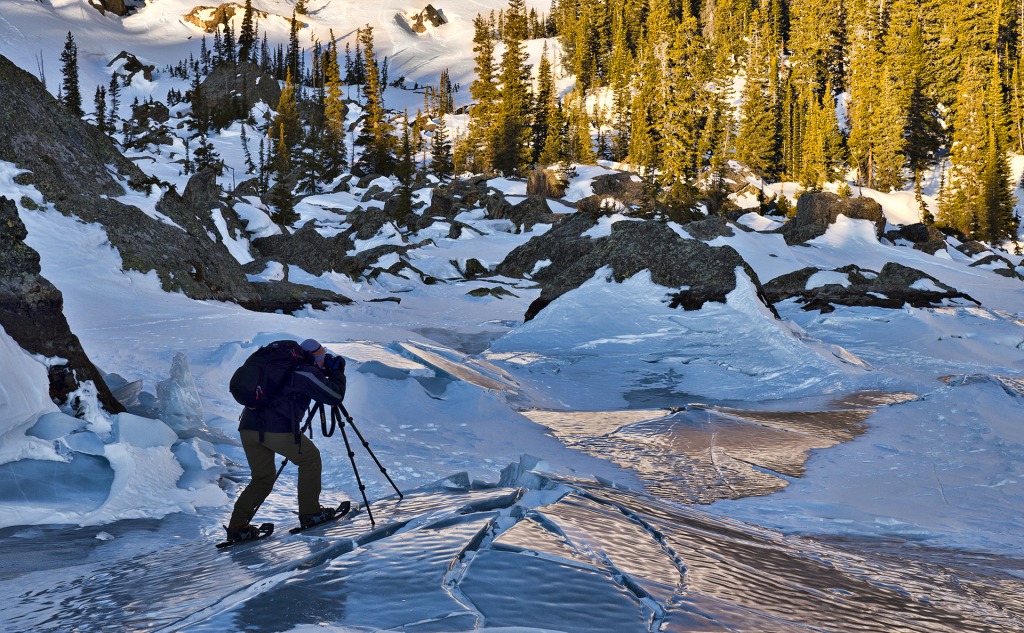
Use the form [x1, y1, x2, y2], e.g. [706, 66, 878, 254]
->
[229, 430, 322, 527]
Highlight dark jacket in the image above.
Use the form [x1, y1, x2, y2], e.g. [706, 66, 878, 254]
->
[238, 362, 345, 435]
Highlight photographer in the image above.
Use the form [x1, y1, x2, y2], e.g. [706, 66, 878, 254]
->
[225, 339, 349, 542]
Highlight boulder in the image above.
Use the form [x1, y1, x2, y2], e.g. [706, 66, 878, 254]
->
[183, 3, 272, 32]
[243, 279, 353, 313]
[889, 223, 947, 255]
[496, 214, 772, 320]
[763, 262, 979, 312]
[590, 172, 645, 205]
[486, 194, 559, 232]
[109, 51, 155, 82]
[0, 197, 124, 413]
[89, 0, 129, 16]
[526, 168, 568, 198]
[249, 221, 356, 276]
[780, 191, 886, 245]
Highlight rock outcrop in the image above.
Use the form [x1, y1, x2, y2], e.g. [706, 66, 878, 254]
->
[763, 262, 979, 312]
[781, 192, 886, 245]
[496, 214, 772, 320]
[0, 197, 123, 413]
[0, 54, 259, 304]
[197, 62, 282, 129]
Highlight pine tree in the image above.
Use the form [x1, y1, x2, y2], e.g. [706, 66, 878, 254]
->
[239, 0, 256, 62]
[846, 0, 905, 192]
[431, 114, 455, 180]
[322, 36, 349, 182]
[286, 11, 301, 80]
[532, 45, 555, 165]
[269, 70, 302, 153]
[492, 0, 533, 175]
[60, 32, 83, 117]
[735, 8, 780, 178]
[241, 123, 256, 173]
[354, 25, 395, 176]
[607, 11, 633, 161]
[392, 111, 415, 225]
[269, 128, 298, 226]
[93, 86, 107, 134]
[565, 89, 595, 165]
[464, 13, 499, 173]
[107, 74, 121, 132]
[193, 133, 223, 174]
[939, 60, 990, 238]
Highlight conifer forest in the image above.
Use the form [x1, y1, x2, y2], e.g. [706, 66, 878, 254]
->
[150, 0, 1024, 245]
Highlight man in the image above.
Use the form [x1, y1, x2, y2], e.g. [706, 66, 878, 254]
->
[225, 338, 348, 541]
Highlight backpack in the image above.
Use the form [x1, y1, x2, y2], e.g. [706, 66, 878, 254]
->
[229, 340, 307, 410]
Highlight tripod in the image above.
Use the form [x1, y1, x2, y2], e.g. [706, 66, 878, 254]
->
[300, 401, 404, 525]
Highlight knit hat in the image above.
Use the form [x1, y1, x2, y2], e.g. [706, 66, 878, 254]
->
[300, 339, 327, 364]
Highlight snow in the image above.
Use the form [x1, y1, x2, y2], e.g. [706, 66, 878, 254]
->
[0, 1, 1023, 629]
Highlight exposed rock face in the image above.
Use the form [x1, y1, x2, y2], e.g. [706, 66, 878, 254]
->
[249, 221, 356, 276]
[590, 172, 645, 205]
[183, 3, 271, 32]
[89, 0, 129, 16]
[245, 280, 353, 313]
[0, 55, 259, 304]
[889, 222, 947, 254]
[763, 262, 979, 312]
[496, 214, 771, 320]
[400, 5, 448, 33]
[526, 168, 568, 198]
[0, 197, 123, 413]
[781, 192, 886, 245]
[197, 62, 282, 129]
[486, 194, 560, 232]
[108, 51, 155, 82]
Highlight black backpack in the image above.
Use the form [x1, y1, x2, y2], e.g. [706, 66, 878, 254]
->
[229, 340, 307, 410]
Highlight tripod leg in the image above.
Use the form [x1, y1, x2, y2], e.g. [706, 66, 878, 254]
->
[339, 407, 404, 499]
[334, 407, 376, 526]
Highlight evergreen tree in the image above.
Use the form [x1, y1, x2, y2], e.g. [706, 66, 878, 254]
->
[565, 89, 595, 165]
[193, 133, 223, 174]
[93, 86, 107, 134]
[107, 74, 121, 132]
[431, 114, 455, 180]
[846, 0, 905, 191]
[241, 123, 256, 173]
[393, 111, 415, 224]
[939, 60, 991, 238]
[354, 25, 395, 176]
[532, 45, 555, 164]
[464, 13, 499, 173]
[735, 8, 780, 178]
[322, 37, 349, 181]
[60, 32, 83, 117]
[239, 0, 256, 62]
[269, 70, 302, 153]
[492, 0, 533, 175]
[608, 11, 633, 161]
[269, 128, 298, 226]
[287, 11, 301, 80]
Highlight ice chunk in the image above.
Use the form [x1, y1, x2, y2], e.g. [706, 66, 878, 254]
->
[156, 352, 204, 424]
[0, 454, 114, 511]
[27, 412, 85, 440]
[113, 413, 177, 448]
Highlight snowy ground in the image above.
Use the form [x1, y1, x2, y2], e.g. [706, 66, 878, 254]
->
[1, 1, 1024, 631]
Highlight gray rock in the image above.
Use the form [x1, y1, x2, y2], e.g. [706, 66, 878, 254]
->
[197, 62, 282, 129]
[0, 54, 258, 304]
[487, 194, 558, 232]
[780, 192, 886, 245]
[496, 214, 771, 320]
[0, 197, 124, 413]
[763, 262, 979, 312]
[889, 223, 947, 255]
[249, 221, 356, 276]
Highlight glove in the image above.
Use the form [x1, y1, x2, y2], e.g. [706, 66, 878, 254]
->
[324, 354, 345, 373]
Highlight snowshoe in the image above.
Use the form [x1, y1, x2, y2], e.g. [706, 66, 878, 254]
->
[290, 501, 352, 534]
[215, 522, 274, 549]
